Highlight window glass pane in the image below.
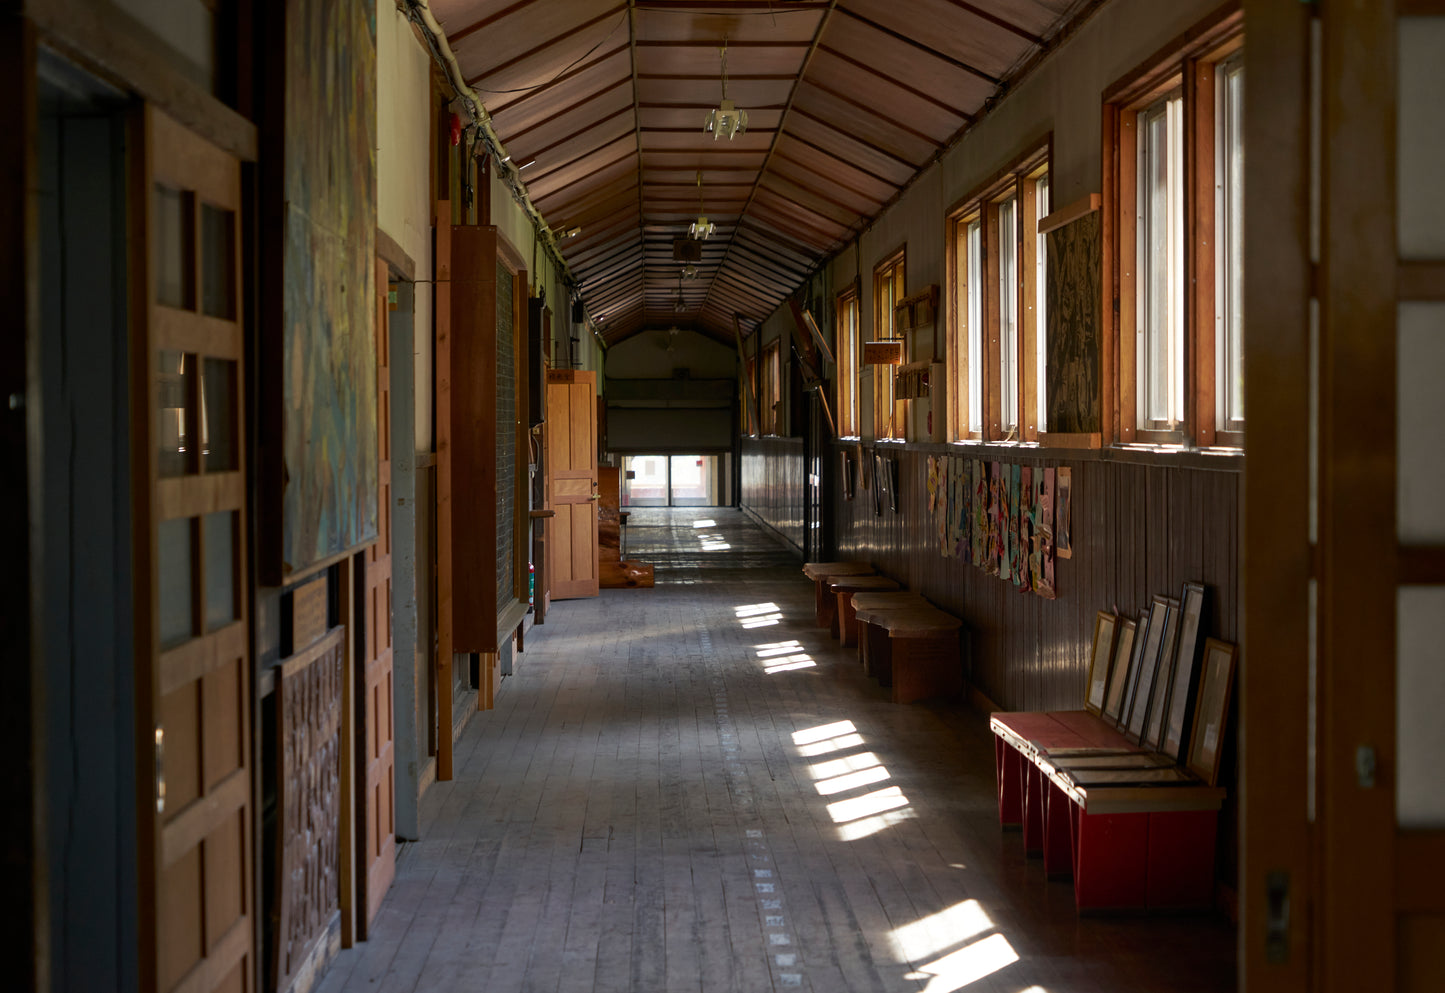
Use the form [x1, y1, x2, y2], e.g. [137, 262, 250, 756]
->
[1399, 18, 1445, 259]
[1138, 95, 1184, 429]
[999, 197, 1018, 433]
[1399, 303, 1445, 542]
[157, 350, 196, 478]
[1218, 60, 1246, 427]
[154, 184, 192, 310]
[967, 221, 983, 432]
[1398, 586, 1445, 828]
[1036, 175, 1050, 432]
[159, 517, 194, 650]
[203, 511, 236, 630]
[200, 204, 235, 319]
[201, 358, 237, 473]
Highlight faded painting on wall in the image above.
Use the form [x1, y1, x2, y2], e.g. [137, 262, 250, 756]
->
[279, 0, 379, 577]
[1045, 210, 1102, 433]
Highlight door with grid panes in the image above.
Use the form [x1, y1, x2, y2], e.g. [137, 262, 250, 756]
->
[138, 107, 253, 993]
[360, 258, 397, 933]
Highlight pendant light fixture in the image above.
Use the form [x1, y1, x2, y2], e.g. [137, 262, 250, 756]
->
[689, 171, 716, 240]
[704, 36, 748, 140]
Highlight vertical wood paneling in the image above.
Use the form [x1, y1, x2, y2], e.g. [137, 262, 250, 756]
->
[825, 445, 1239, 715]
[740, 437, 806, 554]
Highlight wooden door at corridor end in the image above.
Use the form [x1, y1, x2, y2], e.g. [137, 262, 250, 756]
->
[358, 258, 396, 936]
[546, 370, 599, 600]
[134, 107, 253, 993]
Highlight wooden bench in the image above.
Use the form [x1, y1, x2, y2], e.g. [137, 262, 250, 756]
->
[830, 575, 903, 645]
[848, 592, 929, 668]
[991, 710, 1225, 911]
[801, 561, 874, 630]
[852, 604, 964, 704]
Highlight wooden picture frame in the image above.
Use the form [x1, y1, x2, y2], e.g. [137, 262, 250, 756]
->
[1125, 595, 1174, 742]
[1187, 638, 1238, 786]
[1085, 610, 1119, 714]
[841, 449, 855, 501]
[1102, 616, 1138, 725]
[1163, 582, 1208, 763]
[1143, 594, 1183, 751]
[870, 452, 884, 517]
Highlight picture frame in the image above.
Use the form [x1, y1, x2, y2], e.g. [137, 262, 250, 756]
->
[1101, 616, 1137, 724]
[1162, 582, 1208, 763]
[841, 449, 856, 502]
[1125, 595, 1175, 742]
[1143, 594, 1183, 751]
[1084, 610, 1119, 714]
[1187, 638, 1238, 786]
[870, 452, 884, 517]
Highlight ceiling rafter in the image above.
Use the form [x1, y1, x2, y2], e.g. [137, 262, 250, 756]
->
[462, 5, 629, 87]
[832, 6, 1002, 87]
[814, 43, 973, 122]
[698, 0, 840, 322]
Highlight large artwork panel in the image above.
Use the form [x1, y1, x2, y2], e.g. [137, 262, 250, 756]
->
[1045, 210, 1101, 433]
[278, 0, 379, 576]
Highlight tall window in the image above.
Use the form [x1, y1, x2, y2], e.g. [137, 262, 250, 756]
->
[836, 287, 860, 437]
[1137, 92, 1186, 431]
[1106, 10, 1242, 447]
[1035, 174, 1050, 432]
[873, 251, 905, 440]
[965, 219, 984, 435]
[947, 149, 1049, 443]
[1216, 53, 1244, 436]
[998, 194, 1020, 435]
[760, 340, 781, 435]
[744, 355, 758, 435]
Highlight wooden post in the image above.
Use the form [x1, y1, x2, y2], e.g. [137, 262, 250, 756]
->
[1240, 2, 1312, 989]
[434, 200, 453, 780]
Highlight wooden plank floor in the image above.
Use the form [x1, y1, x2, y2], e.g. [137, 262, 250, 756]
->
[320, 508, 1236, 993]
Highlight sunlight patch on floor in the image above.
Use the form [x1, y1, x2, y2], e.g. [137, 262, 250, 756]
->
[835, 808, 915, 841]
[902, 933, 1019, 993]
[825, 785, 909, 824]
[752, 639, 816, 673]
[889, 900, 993, 964]
[735, 601, 782, 628]
[691, 519, 717, 528]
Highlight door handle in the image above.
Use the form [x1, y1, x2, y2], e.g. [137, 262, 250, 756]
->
[155, 725, 166, 814]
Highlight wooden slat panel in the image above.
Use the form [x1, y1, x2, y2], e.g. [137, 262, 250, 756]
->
[161, 767, 248, 869]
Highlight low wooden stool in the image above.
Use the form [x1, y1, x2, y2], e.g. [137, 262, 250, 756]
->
[854, 605, 964, 704]
[849, 592, 929, 667]
[801, 561, 874, 630]
[830, 575, 901, 642]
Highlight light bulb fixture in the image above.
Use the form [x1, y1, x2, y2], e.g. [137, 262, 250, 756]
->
[682, 263, 697, 280]
[704, 37, 748, 140]
[690, 171, 716, 240]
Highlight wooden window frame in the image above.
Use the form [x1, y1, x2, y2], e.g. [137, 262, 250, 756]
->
[1103, 7, 1243, 448]
[946, 145, 1049, 444]
[873, 248, 907, 441]
[761, 339, 781, 436]
[835, 285, 861, 438]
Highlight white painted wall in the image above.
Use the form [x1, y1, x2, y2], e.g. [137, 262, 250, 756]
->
[377, 4, 435, 451]
[487, 170, 605, 378]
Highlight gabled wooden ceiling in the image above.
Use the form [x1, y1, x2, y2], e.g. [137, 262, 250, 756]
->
[430, 0, 1089, 345]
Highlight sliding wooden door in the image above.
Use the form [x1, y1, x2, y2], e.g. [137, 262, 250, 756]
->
[547, 370, 600, 600]
[134, 106, 253, 993]
[358, 257, 397, 935]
